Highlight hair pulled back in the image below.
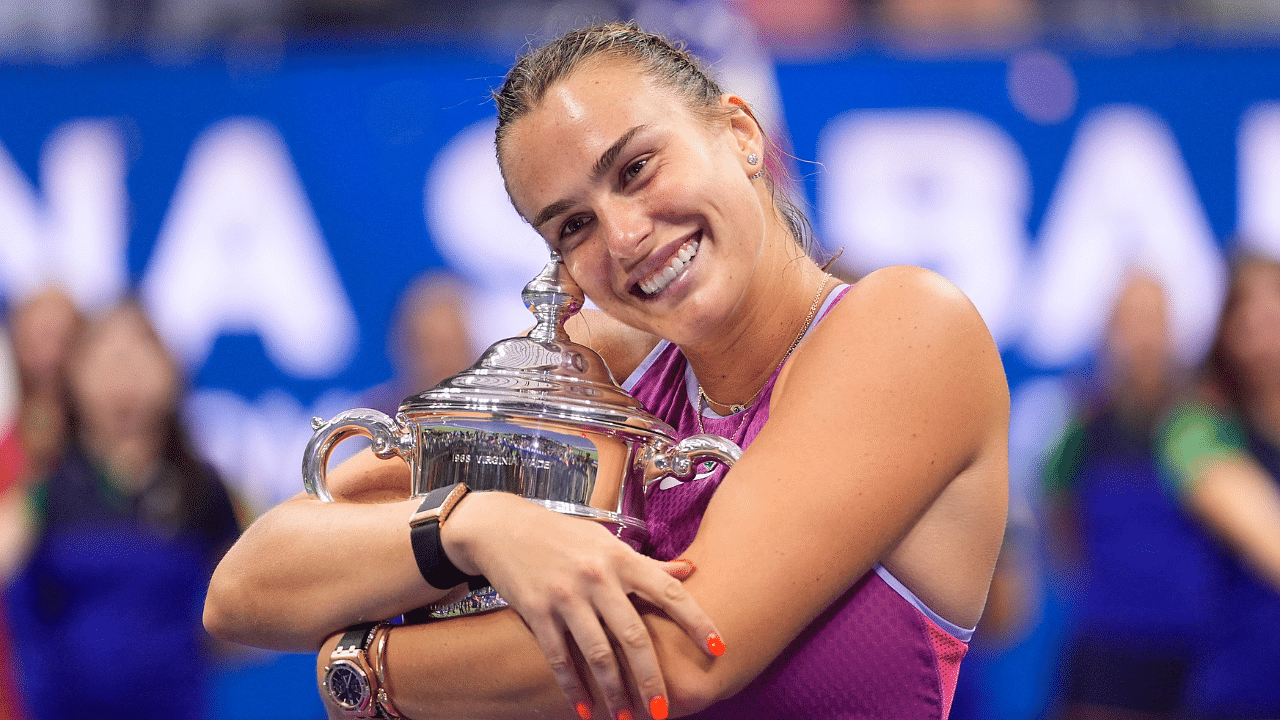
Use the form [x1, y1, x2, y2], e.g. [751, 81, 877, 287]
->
[493, 21, 815, 255]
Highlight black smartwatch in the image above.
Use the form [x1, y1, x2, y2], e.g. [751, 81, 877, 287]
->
[409, 482, 480, 590]
[323, 623, 386, 718]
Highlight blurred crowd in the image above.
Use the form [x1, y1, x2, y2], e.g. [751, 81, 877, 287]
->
[5, 0, 1280, 61]
[0, 269, 479, 719]
[950, 252, 1280, 720]
[0, 291, 241, 719]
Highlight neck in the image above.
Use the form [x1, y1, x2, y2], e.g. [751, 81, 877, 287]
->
[684, 240, 830, 411]
[81, 426, 165, 494]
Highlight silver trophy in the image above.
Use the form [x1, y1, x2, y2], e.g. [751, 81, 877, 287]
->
[302, 254, 741, 618]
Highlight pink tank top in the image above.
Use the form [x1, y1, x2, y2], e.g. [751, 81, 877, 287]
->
[622, 286, 971, 719]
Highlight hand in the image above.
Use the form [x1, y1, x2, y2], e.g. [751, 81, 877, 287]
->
[442, 492, 723, 720]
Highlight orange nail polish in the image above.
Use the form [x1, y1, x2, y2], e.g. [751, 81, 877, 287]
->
[649, 695, 669, 720]
[617, 710, 634, 720]
[673, 557, 696, 572]
[576, 702, 592, 720]
[707, 633, 726, 657]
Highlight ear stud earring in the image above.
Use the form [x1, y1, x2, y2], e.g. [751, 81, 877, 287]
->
[747, 153, 758, 165]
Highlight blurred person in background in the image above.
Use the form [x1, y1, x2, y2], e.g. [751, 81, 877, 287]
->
[1043, 273, 1219, 719]
[6, 289, 82, 480]
[1159, 252, 1280, 720]
[0, 288, 81, 720]
[0, 325, 27, 720]
[1, 300, 241, 720]
[363, 271, 478, 416]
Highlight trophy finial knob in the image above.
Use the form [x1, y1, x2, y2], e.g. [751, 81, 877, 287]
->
[523, 253, 583, 342]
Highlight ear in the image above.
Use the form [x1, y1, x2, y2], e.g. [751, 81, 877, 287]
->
[721, 94, 764, 160]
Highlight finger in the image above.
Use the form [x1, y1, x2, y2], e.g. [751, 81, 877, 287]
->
[561, 602, 634, 720]
[525, 612, 595, 720]
[660, 557, 696, 581]
[628, 561, 725, 659]
[595, 594, 669, 720]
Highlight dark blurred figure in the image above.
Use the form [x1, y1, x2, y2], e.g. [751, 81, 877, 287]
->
[0, 327, 28, 720]
[7, 289, 82, 480]
[1044, 273, 1220, 719]
[2, 301, 240, 720]
[1159, 253, 1280, 720]
[364, 271, 478, 414]
[0, 289, 82, 720]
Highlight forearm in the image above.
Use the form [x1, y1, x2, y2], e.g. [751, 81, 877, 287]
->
[320, 606, 720, 720]
[205, 493, 447, 651]
[1190, 457, 1280, 592]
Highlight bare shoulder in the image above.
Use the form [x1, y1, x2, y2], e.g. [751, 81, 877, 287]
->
[779, 264, 1009, 443]
[564, 309, 662, 381]
[832, 264, 988, 336]
[817, 265, 999, 365]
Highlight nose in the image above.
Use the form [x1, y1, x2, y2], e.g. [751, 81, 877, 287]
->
[597, 196, 651, 263]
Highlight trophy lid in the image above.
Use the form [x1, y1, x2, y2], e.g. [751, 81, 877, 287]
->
[399, 255, 675, 438]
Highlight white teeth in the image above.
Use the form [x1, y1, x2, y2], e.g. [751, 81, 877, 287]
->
[639, 240, 699, 296]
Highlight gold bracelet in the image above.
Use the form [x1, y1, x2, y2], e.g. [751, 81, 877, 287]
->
[371, 623, 402, 719]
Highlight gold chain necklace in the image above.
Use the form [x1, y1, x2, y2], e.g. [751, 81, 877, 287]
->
[696, 274, 831, 434]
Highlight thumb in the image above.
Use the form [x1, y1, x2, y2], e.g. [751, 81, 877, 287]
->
[661, 557, 697, 581]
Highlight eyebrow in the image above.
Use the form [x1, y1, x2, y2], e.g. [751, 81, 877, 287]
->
[532, 124, 649, 230]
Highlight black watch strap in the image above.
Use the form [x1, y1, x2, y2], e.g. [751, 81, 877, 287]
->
[410, 483, 479, 590]
[337, 623, 379, 653]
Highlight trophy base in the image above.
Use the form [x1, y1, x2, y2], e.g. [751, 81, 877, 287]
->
[409, 585, 509, 622]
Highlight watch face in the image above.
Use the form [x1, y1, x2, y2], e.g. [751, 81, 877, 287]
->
[326, 661, 370, 709]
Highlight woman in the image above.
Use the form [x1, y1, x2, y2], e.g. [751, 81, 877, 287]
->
[4, 301, 241, 720]
[204, 22, 1009, 720]
[1045, 274, 1220, 719]
[1158, 253, 1280, 719]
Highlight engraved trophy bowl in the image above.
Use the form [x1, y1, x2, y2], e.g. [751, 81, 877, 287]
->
[302, 254, 742, 619]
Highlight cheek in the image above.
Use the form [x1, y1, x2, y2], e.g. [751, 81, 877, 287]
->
[564, 246, 613, 300]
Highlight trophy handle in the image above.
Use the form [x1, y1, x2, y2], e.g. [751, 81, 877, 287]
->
[303, 408, 418, 502]
[641, 433, 743, 490]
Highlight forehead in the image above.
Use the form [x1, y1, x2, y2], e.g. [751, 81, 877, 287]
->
[500, 59, 699, 214]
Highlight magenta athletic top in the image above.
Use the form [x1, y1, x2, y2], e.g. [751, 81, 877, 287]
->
[622, 285, 973, 720]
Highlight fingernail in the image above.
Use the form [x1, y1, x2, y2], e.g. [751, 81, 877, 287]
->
[576, 702, 592, 720]
[617, 710, 634, 720]
[649, 695, 669, 720]
[673, 557, 696, 572]
[707, 633, 726, 657]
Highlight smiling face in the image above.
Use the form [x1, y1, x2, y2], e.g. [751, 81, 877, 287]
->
[499, 58, 777, 347]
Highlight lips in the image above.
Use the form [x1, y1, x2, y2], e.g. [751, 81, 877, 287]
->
[637, 237, 699, 296]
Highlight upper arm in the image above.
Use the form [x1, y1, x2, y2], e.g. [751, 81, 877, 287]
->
[1159, 402, 1280, 590]
[652, 266, 1010, 701]
[1159, 401, 1250, 495]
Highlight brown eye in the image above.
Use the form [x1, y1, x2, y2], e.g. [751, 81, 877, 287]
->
[623, 158, 647, 184]
[560, 215, 590, 239]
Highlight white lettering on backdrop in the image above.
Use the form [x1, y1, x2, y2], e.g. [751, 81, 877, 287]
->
[816, 110, 1029, 347]
[1021, 105, 1226, 368]
[424, 118, 551, 349]
[0, 119, 127, 311]
[140, 117, 358, 378]
[1239, 102, 1280, 258]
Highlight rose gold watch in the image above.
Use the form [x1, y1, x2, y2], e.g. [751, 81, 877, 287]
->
[323, 622, 399, 719]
